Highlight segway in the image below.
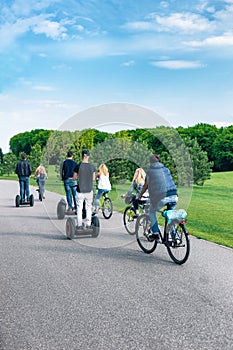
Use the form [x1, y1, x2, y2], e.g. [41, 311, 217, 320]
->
[66, 202, 100, 239]
[15, 193, 34, 207]
[57, 198, 76, 219]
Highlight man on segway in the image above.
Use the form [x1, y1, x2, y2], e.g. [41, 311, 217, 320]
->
[73, 149, 96, 230]
[15, 153, 32, 203]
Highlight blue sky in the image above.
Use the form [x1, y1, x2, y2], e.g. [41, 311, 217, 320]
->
[1, 0, 233, 152]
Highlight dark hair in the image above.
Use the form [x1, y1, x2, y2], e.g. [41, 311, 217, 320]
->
[67, 151, 73, 158]
[82, 149, 90, 157]
[21, 153, 27, 160]
[150, 154, 160, 163]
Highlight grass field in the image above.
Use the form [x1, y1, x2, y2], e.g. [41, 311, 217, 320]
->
[1, 168, 232, 248]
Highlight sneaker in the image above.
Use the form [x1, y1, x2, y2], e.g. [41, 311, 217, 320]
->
[85, 225, 93, 230]
[148, 232, 159, 242]
[133, 214, 139, 219]
[67, 207, 73, 213]
[171, 231, 180, 242]
[76, 225, 83, 231]
[93, 207, 99, 214]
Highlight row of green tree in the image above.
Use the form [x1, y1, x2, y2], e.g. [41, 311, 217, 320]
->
[0, 123, 232, 186]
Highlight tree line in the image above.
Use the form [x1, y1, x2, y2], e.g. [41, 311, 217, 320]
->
[0, 123, 232, 186]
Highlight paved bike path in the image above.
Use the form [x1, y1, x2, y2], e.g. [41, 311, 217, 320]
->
[0, 180, 232, 350]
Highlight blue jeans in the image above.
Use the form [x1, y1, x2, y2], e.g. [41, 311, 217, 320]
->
[19, 176, 30, 202]
[94, 189, 109, 207]
[149, 195, 178, 233]
[64, 179, 77, 210]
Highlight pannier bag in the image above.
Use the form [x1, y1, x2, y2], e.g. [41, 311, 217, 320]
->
[163, 209, 187, 224]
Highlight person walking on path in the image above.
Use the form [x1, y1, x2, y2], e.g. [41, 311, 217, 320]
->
[73, 150, 96, 229]
[61, 151, 78, 212]
[15, 153, 32, 203]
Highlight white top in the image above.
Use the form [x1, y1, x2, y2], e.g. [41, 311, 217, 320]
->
[98, 174, 111, 190]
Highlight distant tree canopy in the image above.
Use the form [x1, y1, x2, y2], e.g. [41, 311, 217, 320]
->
[9, 129, 54, 157]
[177, 123, 233, 171]
[2, 123, 232, 184]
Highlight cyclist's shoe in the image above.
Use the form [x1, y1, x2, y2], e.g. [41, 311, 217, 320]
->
[76, 225, 83, 231]
[172, 231, 180, 244]
[133, 214, 139, 219]
[85, 225, 93, 230]
[148, 232, 159, 242]
[93, 207, 99, 214]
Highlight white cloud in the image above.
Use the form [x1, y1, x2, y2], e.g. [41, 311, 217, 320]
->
[122, 21, 157, 31]
[121, 60, 135, 67]
[151, 60, 206, 69]
[0, 14, 65, 52]
[185, 32, 233, 47]
[32, 19, 68, 40]
[154, 12, 213, 32]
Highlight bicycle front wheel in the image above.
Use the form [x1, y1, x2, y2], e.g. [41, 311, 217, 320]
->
[123, 206, 137, 235]
[102, 198, 113, 219]
[136, 214, 157, 254]
[166, 223, 190, 265]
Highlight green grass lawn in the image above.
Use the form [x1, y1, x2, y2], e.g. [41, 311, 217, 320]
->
[187, 172, 233, 248]
[1, 168, 232, 248]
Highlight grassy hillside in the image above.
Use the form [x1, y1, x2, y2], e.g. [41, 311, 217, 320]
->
[1, 168, 232, 248]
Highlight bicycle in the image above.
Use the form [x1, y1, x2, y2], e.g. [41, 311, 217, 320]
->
[95, 191, 113, 219]
[35, 175, 46, 201]
[122, 194, 150, 235]
[135, 203, 190, 265]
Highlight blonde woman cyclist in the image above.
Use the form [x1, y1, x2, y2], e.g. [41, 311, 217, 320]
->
[126, 167, 149, 216]
[34, 165, 48, 199]
[94, 163, 111, 212]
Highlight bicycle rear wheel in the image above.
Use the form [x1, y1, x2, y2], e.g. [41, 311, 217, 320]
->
[123, 206, 137, 235]
[102, 198, 113, 219]
[166, 223, 190, 264]
[136, 214, 157, 254]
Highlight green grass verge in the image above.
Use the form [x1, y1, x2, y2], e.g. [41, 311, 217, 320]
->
[1, 168, 232, 248]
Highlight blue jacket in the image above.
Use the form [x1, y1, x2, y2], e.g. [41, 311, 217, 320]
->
[146, 162, 177, 206]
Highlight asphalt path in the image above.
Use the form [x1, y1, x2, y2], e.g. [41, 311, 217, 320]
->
[0, 180, 232, 350]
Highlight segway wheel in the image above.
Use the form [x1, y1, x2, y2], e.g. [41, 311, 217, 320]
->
[66, 217, 75, 240]
[15, 195, 20, 207]
[91, 215, 100, 238]
[57, 199, 66, 219]
[29, 194, 34, 207]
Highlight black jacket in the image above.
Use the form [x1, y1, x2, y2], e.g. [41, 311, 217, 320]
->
[15, 160, 32, 177]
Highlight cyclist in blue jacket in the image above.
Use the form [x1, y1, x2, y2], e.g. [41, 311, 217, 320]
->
[138, 154, 178, 241]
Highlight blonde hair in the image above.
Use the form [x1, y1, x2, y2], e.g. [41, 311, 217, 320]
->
[34, 165, 47, 178]
[132, 168, 146, 187]
[98, 163, 109, 176]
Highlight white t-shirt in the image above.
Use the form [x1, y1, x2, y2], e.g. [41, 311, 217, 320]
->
[98, 174, 111, 190]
